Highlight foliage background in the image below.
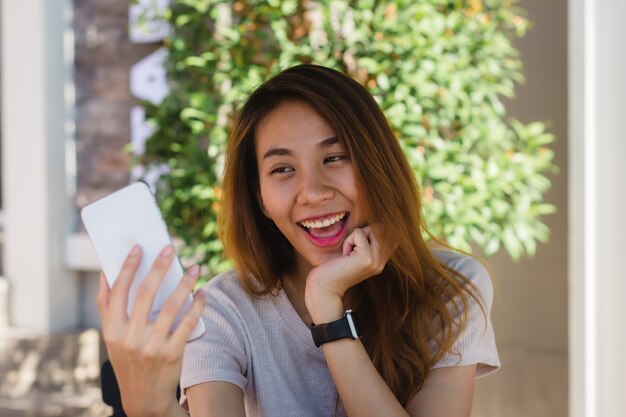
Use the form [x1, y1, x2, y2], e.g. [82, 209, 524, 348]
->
[137, 0, 556, 279]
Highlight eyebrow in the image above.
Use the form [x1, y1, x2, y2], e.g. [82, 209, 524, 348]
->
[262, 136, 339, 160]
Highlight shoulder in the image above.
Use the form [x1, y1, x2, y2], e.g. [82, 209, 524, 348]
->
[198, 269, 279, 318]
[201, 269, 248, 297]
[182, 270, 252, 399]
[432, 249, 493, 303]
[199, 269, 260, 313]
[433, 249, 487, 277]
[430, 250, 500, 375]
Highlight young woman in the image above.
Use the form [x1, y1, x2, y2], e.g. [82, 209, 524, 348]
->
[97, 64, 499, 417]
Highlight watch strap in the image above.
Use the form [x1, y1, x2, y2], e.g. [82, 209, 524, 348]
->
[310, 310, 362, 347]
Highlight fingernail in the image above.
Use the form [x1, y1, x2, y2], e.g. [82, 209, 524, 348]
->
[160, 245, 173, 257]
[188, 265, 199, 277]
[129, 245, 140, 257]
[194, 288, 205, 298]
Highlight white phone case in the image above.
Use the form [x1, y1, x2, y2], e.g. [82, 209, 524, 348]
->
[81, 181, 205, 341]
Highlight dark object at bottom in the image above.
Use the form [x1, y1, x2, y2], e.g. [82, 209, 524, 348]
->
[100, 360, 181, 417]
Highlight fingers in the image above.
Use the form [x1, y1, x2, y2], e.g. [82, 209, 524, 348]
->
[342, 236, 355, 256]
[349, 224, 390, 259]
[168, 288, 206, 351]
[148, 264, 201, 341]
[129, 245, 176, 325]
[97, 272, 111, 318]
[361, 225, 381, 255]
[108, 245, 142, 321]
[343, 226, 387, 276]
[342, 227, 372, 257]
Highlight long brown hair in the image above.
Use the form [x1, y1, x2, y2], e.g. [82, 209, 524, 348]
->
[220, 64, 481, 405]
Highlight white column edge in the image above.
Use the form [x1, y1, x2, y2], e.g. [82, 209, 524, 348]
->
[568, 0, 594, 416]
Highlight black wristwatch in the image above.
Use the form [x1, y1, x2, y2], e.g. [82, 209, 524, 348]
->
[310, 310, 363, 347]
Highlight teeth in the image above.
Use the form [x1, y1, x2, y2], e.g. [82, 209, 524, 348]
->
[300, 213, 346, 229]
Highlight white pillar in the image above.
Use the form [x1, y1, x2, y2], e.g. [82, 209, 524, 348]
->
[569, 1, 626, 416]
[1, 0, 77, 332]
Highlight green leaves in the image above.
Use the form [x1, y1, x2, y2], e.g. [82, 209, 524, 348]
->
[139, 0, 556, 280]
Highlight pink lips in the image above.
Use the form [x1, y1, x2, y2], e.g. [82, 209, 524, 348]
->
[300, 215, 348, 248]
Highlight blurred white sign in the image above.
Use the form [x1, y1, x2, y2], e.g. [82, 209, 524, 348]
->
[129, 0, 171, 43]
[130, 47, 169, 104]
[129, 0, 171, 188]
[130, 105, 154, 155]
[130, 105, 170, 187]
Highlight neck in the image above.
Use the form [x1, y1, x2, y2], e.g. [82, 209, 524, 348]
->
[281, 259, 356, 326]
[282, 271, 313, 326]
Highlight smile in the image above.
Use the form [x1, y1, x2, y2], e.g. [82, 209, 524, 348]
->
[298, 212, 349, 248]
[299, 212, 347, 229]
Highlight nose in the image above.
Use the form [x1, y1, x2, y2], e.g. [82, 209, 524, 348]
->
[296, 169, 334, 206]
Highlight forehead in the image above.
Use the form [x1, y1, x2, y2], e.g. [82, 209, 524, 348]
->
[255, 101, 336, 152]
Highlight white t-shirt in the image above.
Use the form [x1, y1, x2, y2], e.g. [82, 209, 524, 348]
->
[181, 251, 500, 416]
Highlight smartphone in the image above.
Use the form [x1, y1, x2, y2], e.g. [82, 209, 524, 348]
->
[81, 181, 205, 341]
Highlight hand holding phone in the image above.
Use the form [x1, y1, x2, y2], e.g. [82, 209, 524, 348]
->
[81, 181, 205, 341]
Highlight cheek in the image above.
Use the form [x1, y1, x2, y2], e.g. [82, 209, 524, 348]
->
[339, 172, 360, 203]
[259, 185, 287, 221]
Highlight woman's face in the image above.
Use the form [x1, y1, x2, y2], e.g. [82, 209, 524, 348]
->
[255, 100, 365, 272]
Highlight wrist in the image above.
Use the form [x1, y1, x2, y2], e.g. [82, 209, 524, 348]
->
[304, 280, 344, 324]
[310, 309, 363, 347]
[308, 296, 344, 324]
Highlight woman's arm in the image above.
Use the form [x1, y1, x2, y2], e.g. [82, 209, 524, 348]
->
[186, 382, 246, 417]
[405, 366, 476, 416]
[305, 227, 477, 417]
[310, 298, 477, 417]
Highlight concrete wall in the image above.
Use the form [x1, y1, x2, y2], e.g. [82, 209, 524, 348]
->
[472, 1, 569, 416]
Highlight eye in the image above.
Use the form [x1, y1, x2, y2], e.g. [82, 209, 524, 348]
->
[270, 165, 294, 175]
[324, 154, 348, 164]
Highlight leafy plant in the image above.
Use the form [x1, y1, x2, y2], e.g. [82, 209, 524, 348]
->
[137, 0, 556, 279]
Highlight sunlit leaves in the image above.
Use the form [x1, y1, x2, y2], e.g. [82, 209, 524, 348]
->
[139, 0, 556, 280]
